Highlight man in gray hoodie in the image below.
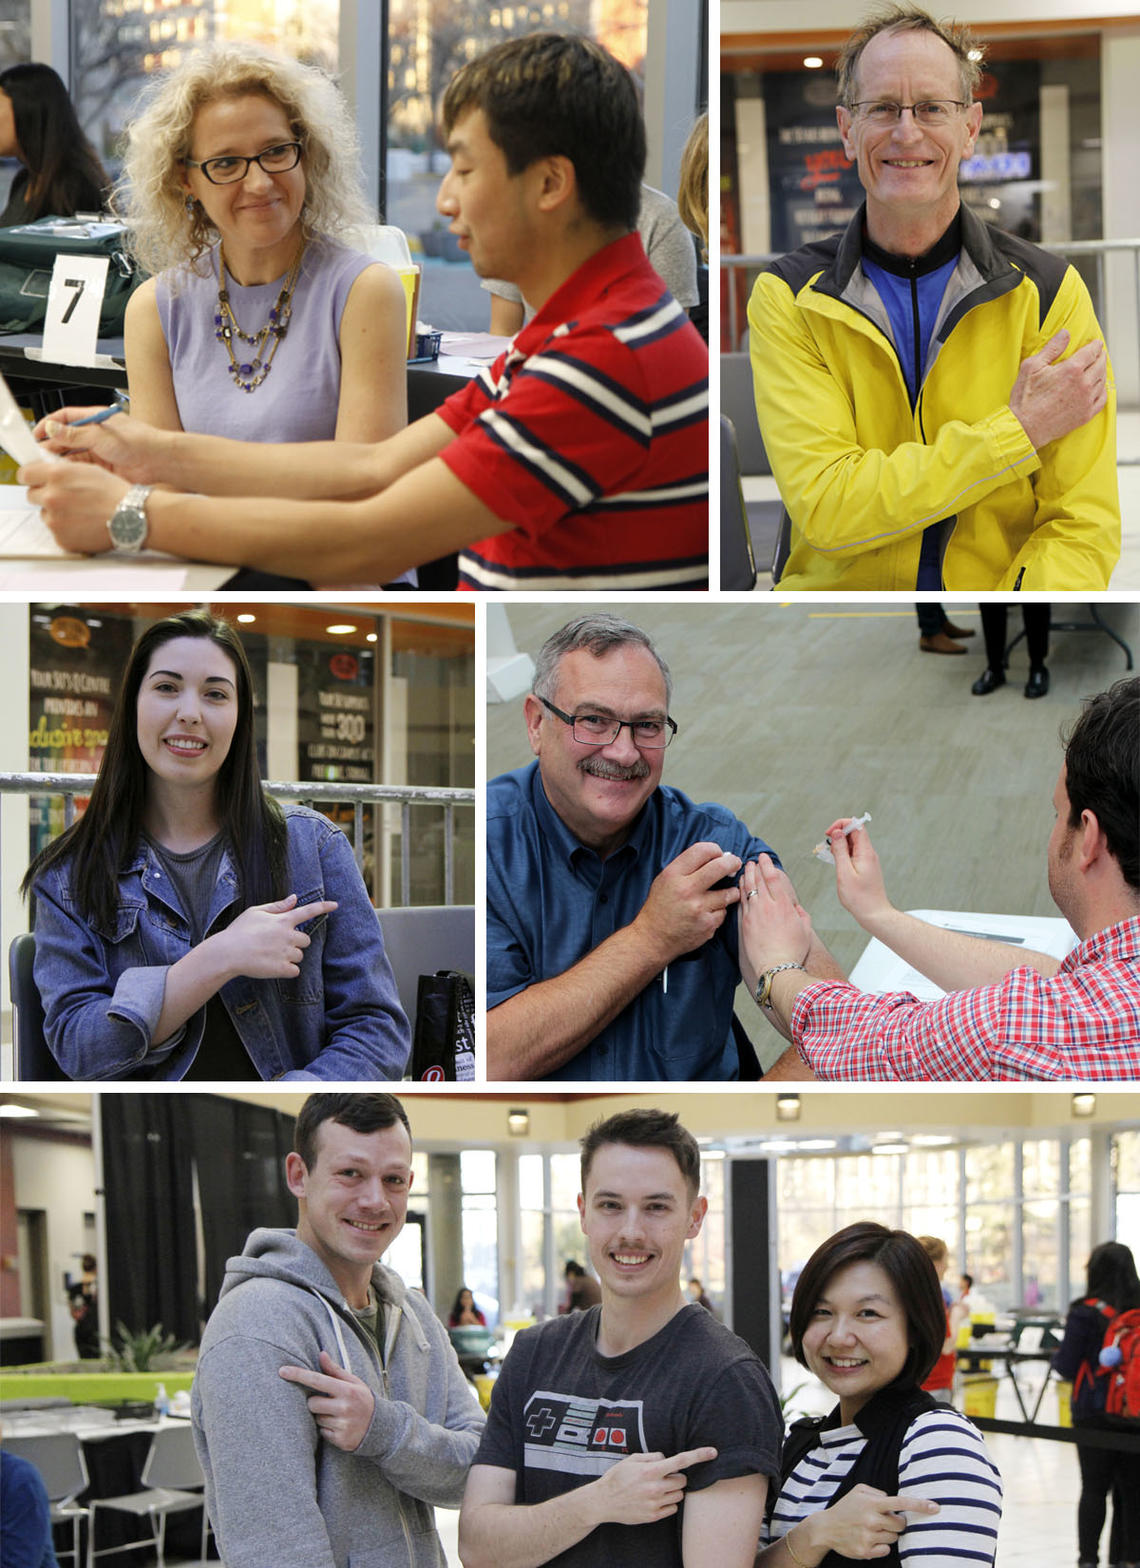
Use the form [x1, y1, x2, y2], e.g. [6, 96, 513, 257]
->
[192, 1092, 485, 1568]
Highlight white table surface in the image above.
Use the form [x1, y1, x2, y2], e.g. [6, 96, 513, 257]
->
[849, 909, 1079, 1001]
[0, 486, 235, 591]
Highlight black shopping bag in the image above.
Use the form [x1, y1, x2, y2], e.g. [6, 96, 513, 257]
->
[410, 970, 475, 1082]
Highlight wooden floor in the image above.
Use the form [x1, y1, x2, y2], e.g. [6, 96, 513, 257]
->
[487, 599, 1139, 1067]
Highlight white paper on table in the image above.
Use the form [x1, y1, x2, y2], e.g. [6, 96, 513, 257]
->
[0, 371, 62, 468]
[0, 501, 76, 558]
[439, 331, 513, 362]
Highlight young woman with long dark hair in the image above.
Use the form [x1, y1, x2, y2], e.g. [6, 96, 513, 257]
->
[0, 63, 108, 224]
[23, 609, 409, 1080]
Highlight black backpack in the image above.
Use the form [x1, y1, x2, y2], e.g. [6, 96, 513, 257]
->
[774, 1384, 939, 1568]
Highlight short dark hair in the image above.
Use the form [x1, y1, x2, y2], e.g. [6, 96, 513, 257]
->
[579, 1108, 701, 1199]
[788, 1222, 947, 1388]
[441, 33, 645, 232]
[836, 5, 984, 108]
[1062, 677, 1140, 890]
[565, 1260, 586, 1278]
[293, 1094, 412, 1172]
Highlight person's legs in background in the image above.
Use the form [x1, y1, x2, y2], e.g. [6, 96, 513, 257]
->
[972, 604, 1008, 694]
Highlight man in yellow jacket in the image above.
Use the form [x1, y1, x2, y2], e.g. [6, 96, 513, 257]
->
[749, 5, 1119, 592]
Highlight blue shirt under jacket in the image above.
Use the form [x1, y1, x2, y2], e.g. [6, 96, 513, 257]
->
[487, 762, 780, 1081]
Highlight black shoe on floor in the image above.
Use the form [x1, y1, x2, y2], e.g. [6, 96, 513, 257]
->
[971, 667, 1005, 696]
[1025, 667, 1050, 699]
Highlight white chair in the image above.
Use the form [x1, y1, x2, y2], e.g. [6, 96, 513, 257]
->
[2, 1432, 90, 1566]
[87, 1423, 212, 1568]
[340, 223, 414, 268]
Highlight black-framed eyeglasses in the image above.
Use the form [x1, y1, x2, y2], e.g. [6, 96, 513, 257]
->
[849, 100, 968, 126]
[183, 141, 303, 186]
[539, 696, 677, 749]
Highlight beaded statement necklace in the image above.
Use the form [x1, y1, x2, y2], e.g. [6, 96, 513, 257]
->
[214, 241, 306, 393]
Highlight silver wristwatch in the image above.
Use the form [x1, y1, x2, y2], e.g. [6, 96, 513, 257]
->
[107, 485, 153, 553]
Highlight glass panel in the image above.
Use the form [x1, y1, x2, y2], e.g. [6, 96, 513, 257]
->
[462, 1194, 499, 1325]
[461, 1149, 496, 1193]
[1021, 1199, 1059, 1309]
[519, 1209, 545, 1315]
[1070, 1137, 1091, 1194]
[1023, 1139, 1061, 1198]
[518, 1153, 544, 1210]
[965, 1203, 1015, 1310]
[685, 1157, 725, 1313]
[550, 1151, 581, 1212]
[69, 0, 339, 188]
[385, 2, 648, 330]
[1069, 1197, 1091, 1305]
[966, 1143, 1014, 1204]
[389, 621, 475, 905]
[1116, 1130, 1140, 1194]
[411, 1151, 430, 1193]
[778, 1157, 835, 1209]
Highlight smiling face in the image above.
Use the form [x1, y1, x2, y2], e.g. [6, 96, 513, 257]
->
[837, 27, 982, 249]
[436, 106, 538, 280]
[182, 92, 305, 265]
[524, 644, 668, 857]
[286, 1118, 413, 1305]
[801, 1258, 911, 1423]
[577, 1143, 705, 1314]
[135, 636, 239, 800]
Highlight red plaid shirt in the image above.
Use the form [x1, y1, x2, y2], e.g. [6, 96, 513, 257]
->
[791, 917, 1140, 1080]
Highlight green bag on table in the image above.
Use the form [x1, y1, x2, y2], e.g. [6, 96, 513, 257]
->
[0, 216, 144, 335]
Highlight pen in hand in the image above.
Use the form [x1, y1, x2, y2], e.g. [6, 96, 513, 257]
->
[69, 393, 129, 428]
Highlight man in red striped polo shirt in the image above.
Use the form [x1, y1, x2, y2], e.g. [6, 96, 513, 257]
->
[25, 36, 709, 590]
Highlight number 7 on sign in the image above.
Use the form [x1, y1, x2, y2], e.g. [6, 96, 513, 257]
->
[42, 252, 110, 366]
[62, 278, 86, 324]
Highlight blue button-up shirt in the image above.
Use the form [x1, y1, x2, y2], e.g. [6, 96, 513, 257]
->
[487, 762, 780, 1080]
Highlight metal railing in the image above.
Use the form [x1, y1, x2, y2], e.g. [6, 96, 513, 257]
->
[722, 235, 1140, 422]
[0, 773, 475, 907]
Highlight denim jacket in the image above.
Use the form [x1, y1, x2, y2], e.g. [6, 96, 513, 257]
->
[32, 805, 410, 1081]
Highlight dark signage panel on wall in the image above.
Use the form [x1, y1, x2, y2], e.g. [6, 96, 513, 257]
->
[764, 72, 864, 255]
[298, 643, 375, 784]
[27, 609, 135, 859]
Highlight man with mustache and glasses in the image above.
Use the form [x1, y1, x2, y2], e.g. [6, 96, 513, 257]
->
[191, 1094, 484, 1568]
[486, 615, 838, 1081]
[749, 4, 1118, 592]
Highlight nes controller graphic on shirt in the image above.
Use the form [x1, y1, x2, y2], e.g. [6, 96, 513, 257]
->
[523, 1391, 647, 1476]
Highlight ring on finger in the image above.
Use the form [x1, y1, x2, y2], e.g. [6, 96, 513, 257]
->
[746, 889, 757, 901]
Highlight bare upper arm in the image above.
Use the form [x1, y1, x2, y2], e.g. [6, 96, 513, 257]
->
[335, 262, 409, 443]
[461, 1463, 518, 1511]
[681, 1474, 769, 1568]
[124, 277, 184, 431]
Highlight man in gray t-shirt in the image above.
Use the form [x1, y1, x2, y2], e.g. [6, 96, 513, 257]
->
[459, 1109, 780, 1568]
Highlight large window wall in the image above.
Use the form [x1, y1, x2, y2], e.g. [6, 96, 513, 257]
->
[774, 1131, 1121, 1315]
[20, 0, 691, 331]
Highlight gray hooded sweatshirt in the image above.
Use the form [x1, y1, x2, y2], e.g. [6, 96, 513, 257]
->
[191, 1227, 485, 1568]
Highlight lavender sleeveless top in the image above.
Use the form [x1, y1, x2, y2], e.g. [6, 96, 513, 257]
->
[156, 238, 379, 441]
[156, 237, 415, 585]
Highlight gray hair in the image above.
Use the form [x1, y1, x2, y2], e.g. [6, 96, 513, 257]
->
[531, 615, 672, 707]
[836, 4, 984, 108]
[113, 42, 376, 278]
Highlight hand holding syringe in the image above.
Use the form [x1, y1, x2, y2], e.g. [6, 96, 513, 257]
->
[813, 812, 872, 866]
